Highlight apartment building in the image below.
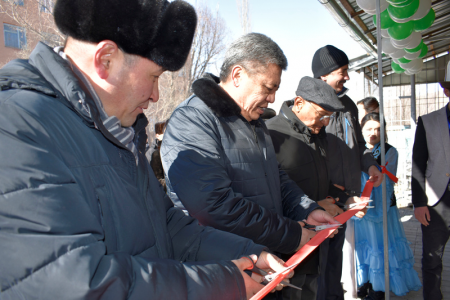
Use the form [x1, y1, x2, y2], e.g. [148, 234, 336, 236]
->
[0, 0, 57, 66]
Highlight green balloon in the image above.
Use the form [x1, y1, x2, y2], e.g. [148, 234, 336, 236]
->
[388, 21, 414, 40]
[398, 57, 411, 64]
[405, 40, 424, 53]
[373, 9, 396, 29]
[388, 0, 419, 19]
[414, 8, 435, 32]
[418, 43, 428, 58]
[391, 61, 405, 73]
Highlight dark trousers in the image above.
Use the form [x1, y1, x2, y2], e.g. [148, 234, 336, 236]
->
[422, 187, 450, 300]
[282, 273, 319, 300]
[316, 223, 346, 300]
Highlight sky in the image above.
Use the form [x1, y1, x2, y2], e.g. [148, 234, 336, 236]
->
[185, 0, 369, 113]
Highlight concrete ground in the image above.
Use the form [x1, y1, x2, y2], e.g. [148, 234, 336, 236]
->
[343, 206, 450, 300]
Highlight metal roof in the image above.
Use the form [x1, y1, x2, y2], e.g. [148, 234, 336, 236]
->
[320, 0, 450, 87]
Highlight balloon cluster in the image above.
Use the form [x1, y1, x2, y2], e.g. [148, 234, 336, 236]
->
[356, 0, 434, 75]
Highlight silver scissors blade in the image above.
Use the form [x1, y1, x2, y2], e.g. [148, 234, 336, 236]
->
[344, 199, 373, 209]
[304, 223, 342, 231]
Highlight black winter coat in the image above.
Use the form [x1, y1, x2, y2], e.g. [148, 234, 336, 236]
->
[266, 100, 349, 273]
[266, 101, 349, 202]
[161, 73, 320, 255]
[325, 91, 377, 196]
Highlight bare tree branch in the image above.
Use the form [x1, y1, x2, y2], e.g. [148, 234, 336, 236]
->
[144, 2, 228, 143]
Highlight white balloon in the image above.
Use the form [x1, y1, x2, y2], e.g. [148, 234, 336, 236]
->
[404, 69, 414, 75]
[382, 38, 398, 54]
[392, 57, 401, 64]
[387, 0, 414, 7]
[406, 33, 422, 49]
[356, 0, 388, 13]
[405, 67, 422, 74]
[412, 0, 431, 20]
[391, 48, 407, 58]
[381, 29, 390, 38]
[410, 59, 424, 71]
[404, 49, 421, 60]
[400, 59, 415, 69]
[405, 58, 424, 71]
[390, 13, 414, 23]
[392, 32, 422, 49]
[391, 34, 415, 48]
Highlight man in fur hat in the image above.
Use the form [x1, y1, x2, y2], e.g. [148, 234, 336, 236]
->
[412, 60, 450, 300]
[161, 33, 340, 299]
[0, 1, 291, 299]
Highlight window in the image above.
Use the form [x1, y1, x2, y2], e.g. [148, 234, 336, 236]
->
[39, 0, 53, 13]
[3, 24, 27, 49]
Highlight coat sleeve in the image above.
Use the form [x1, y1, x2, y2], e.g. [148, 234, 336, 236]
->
[411, 117, 429, 207]
[161, 106, 303, 254]
[0, 99, 253, 300]
[278, 167, 322, 221]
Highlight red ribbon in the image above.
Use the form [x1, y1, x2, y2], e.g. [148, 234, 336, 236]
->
[381, 162, 398, 183]
[250, 180, 374, 300]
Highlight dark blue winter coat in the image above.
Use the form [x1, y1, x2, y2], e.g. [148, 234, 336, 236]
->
[161, 74, 320, 255]
[0, 43, 265, 300]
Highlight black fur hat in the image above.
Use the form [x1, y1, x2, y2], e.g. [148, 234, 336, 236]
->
[53, 0, 197, 71]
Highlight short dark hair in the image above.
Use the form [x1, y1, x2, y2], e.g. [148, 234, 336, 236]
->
[357, 97, 379, 113]
[154, 121, 167, 135]
[361, 112, 386, 132]
[219, 33, 287, 81]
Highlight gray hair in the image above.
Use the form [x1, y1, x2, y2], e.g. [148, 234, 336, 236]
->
[219, 33, 288, 81]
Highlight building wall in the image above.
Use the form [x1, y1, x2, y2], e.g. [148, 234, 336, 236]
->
[0, 0, 57, 67]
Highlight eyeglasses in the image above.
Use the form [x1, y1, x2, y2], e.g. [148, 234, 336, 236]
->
[305, 101, 335, 122]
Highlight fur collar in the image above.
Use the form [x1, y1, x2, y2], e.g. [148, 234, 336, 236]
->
[191, 73, 241, 118]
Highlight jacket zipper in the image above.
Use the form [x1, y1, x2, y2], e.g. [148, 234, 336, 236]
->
[251, 123, 267, 177]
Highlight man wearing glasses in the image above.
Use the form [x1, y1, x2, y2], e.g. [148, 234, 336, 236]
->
[266, 76, 363, 300]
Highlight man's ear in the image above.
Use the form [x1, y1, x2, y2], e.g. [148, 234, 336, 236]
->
[294, 96, 304, 113]
[320, 74, 328, 82]
[230, 65, 245, 87]
[94, 41, 120, 80]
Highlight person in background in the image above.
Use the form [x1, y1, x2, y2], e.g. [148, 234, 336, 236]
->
[146, 121, 167, 191]
[356, 97, 379, 124]
[312, 45, 383, 300]
[412, 60, 450, 300]
[162, 33, 339, 299]
[266, 76, 366, 300]
[0, 1, 290, 299]
[355, 113, 421, 300]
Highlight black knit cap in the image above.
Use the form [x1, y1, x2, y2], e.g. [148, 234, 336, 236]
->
[312, 45, 349, 78]
[53, 0, 197, 71]
[296, 76, 344, 112]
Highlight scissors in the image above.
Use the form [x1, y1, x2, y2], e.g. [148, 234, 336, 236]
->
[303, 222, 342, 231]
[343, 199, 374, 209]
[243, 256, 302, 290]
